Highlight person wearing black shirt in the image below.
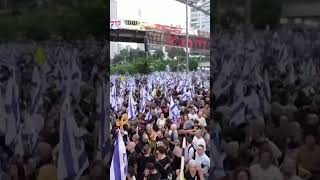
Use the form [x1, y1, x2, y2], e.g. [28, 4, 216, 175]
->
[143, 162, 161, 180]
[132, 134, 143, 155]
[127, 142, 138, 175]
[183, 159, 204, 180]
[137, 146, 156, 180]
[155, 146, 171, 180]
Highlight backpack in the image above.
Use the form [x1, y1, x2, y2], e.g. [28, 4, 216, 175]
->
[188, 145, 196, 160]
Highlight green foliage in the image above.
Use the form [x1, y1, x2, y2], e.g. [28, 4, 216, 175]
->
[168, 61, 178, 72]
[111, 58, 152, 75]
[133, 58, 151, 74]
[166, 47, 186, 59]
[152, 61, 166, 72]
[153, 50, 165, 60]
[111, 48, 199, 74]
[251, 0, 282, 29]
[188, 59, 199, 71]
[112, 48, 146, 65]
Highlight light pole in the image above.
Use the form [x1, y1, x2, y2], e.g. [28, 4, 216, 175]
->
[186, 0, 199, 72]
[186, 0, 189, 72]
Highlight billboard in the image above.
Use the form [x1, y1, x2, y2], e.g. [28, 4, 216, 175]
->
[110, 19, 143, 30]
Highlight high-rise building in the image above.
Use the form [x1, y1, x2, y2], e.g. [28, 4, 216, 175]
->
[110, 0, 118, 59]
[190, 0, 210, 32]
[110, 0, 117, 19]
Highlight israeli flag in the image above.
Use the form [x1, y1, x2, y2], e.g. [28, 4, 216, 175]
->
[70, 53, 82, 100]
[27, 65, 44, 152]
[140, 87, 146, 113]
[110, 130, 128, 180]
[96, 80, 109, 162]
[57, 96, 89, 180]
[4, 72, 20, 147]
[170, 96, 180, 123]
[128, 91, 137, 120]
[145, 109, 152, 122]
[4, 70, 24, 157]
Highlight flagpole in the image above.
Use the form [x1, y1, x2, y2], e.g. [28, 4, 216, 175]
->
[186, 0, 189, 72]
[179, 137, 186, 180]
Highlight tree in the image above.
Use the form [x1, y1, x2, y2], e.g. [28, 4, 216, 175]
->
[168, 61, 178, 72]
[153, 50, 164, 60]
[188, 59, 199, 71]
[134, 58, 151, 74]
[166, 47, 185, 59]
[153, 61, 166, 71]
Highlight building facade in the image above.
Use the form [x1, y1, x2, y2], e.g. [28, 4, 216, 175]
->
[110, 0, 118, 60]
[281, 0, 320, 27]
[190, 0, 210, 32]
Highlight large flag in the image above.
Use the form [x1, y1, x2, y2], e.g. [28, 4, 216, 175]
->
[4, 73, 20, 147]
[70, 54, 82, 100]
[35, 46, 46, 65]
[170, 96, 180, 123]
[96, 80, 109, 161]
[0, 86, 5, 134]
[26, 65, 44, 152]
[4, 72, 24, 157]
[57, 96, 89, 180]
[144, 109, 152, 122]
[139, 87, 146, 113]
[127, 91, 137, 120]
[110, 130, 128, 180]
[111, 85, 117, 111]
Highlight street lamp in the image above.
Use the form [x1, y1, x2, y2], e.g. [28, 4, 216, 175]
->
[186, 0, 199, 72]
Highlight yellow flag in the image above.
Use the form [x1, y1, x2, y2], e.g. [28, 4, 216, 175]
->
[35, 47, 46, 65]
[120, 75, 125, 82]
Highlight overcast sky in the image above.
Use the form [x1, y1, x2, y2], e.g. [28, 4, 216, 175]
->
[116, 0, 189, 27]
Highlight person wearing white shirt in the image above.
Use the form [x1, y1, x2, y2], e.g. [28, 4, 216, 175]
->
[197, 111, 207, 127]
[192, 130, 206, 151]
[249, 150, 284, 180]
[195, 145, 210, 179]
[188, 108, 199, 122]
[156, 113, 166, 129]
[184, 136, 196, 163]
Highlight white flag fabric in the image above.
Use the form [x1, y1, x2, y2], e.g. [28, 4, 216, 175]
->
[170, 96, 180, 123]
[70, 54, 82, 100]
[4, 73, 20, 147]
[128, 91, 137, 120]
[27, 65, 44, 152]
[4, 71, 24, 157]
[110, 130, 128, 180]
[96, 79, 109, 161]
[57, 96, 89, 180]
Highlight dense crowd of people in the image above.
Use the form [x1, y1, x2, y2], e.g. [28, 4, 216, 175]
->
[109, 71, 210, 180]
[0, 25, 320, 180]
[0, 40, 109, 180]
[211, 26, 320, 180]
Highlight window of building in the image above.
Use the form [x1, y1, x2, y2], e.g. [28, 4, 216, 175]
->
[191, 18, 198, 22]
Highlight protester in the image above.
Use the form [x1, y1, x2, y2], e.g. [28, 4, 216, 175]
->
[209, 26, 320, 180]
[0, 41, 108, 179]
[110, 71, 210, 180]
